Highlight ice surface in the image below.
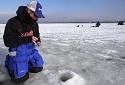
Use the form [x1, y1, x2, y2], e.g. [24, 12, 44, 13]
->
[0, 23, 125, 85]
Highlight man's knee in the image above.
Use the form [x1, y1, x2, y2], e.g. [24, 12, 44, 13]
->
[29, 67, 43, 73]
[11, 72, 29, 84]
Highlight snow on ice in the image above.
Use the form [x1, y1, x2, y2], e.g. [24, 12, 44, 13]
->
[0, 23, 125, 85]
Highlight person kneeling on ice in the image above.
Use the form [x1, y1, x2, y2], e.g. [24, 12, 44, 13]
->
[3, 1, 44, 84]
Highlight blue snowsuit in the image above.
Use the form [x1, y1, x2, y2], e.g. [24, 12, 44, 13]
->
[5, 42, 44, 78]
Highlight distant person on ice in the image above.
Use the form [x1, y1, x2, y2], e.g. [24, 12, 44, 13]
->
[3, 1, 44, 83]
[91, 21, 101, 27]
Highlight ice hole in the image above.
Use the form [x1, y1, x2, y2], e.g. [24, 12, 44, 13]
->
[60, 71, 73, 82]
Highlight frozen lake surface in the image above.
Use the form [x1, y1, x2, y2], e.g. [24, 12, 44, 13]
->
[0, 23, 125, 85]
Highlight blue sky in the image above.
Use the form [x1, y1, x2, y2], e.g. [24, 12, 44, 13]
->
[0, 0, 125, 23]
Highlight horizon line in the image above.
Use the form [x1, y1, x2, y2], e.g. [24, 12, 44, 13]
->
[0, 21, 125, 24]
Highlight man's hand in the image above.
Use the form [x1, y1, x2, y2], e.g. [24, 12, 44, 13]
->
[32, 36, 38, 43]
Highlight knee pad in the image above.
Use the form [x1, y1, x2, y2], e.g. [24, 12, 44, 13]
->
[11, 72, 29, 83]
[29, 67, 43, 73]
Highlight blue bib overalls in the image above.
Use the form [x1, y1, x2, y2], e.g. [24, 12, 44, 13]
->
[5, 42, 44, 79]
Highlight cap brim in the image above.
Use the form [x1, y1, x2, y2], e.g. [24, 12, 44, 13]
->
[35, 12, 45, 18]
[41, 14, 45, 18]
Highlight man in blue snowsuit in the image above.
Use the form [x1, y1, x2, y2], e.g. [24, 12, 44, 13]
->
[3, 1, 44, 83]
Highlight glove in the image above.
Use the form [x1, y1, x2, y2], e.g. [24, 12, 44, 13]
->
[36, 42, 41, 46]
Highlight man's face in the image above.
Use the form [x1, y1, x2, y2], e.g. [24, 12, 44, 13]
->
[28, 8, 38, 20]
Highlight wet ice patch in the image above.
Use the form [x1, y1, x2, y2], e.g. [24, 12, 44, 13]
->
[0, 72, 7, 81]
[0, 65, 10, 81]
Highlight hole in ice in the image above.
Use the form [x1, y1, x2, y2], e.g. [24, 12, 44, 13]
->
[60, 71, 73, 82]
